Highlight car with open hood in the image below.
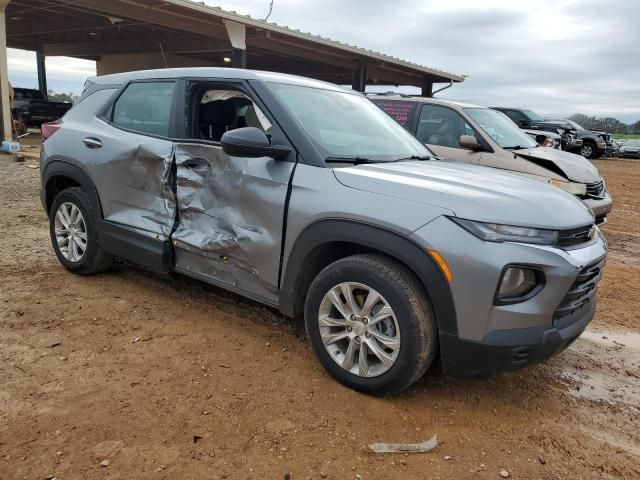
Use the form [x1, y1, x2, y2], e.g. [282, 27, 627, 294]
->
[371, 95, 612, 224]
[40, 68, 606, 394]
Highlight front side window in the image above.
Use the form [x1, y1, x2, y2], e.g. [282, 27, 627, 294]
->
[465, 108, 538, 149]
[269, 83, 431, 161]
[194, 88, 271, 142]
[522, 109, 544, 121]
[504, 109, 527, 124]
[416, 104, 476, 148]
[112, 82, 175, 137]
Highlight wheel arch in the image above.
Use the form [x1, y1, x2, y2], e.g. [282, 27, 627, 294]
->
[279, 219, 458, 336]
[43, 159, 103, 217]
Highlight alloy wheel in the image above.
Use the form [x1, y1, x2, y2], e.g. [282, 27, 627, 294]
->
[581, 145, 593, 158]
[318, 282, 401, 377]
[54, 202, 88, 262]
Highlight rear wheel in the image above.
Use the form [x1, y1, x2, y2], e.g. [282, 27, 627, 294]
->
[304, 254, 438, 395]
[49, 187, 114, 274]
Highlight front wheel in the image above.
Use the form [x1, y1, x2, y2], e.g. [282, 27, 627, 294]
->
[580, 142, 596, 159]
[304, 254, 438, 395]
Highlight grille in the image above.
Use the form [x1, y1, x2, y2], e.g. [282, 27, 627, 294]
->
[557, 225, 595, 248]
[585, 179, 605, 198]
[554, 259, 604, 321]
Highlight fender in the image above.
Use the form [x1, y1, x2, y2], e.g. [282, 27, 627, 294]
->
[41, 158, 103, 217]
[279, 219, 458, 336]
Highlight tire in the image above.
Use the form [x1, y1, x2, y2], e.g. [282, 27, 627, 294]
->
[580, 142, 596, 159]
[304, 254, 438, 395]
[49, 187, 114, 275]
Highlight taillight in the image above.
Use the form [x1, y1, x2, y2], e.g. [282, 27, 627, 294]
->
[41, 122, 61, 142]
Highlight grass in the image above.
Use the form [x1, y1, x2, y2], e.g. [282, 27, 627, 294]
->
[613, 133, 640, 140]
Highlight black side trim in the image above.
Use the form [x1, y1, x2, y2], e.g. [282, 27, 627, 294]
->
[97, 220, 173, 273]
[279, 220, 458, 335]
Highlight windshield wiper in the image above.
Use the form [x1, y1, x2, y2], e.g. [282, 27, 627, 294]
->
[393, 154, 433, 161]
[325, 156, 379, 165]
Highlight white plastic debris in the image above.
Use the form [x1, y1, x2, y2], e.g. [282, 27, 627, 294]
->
[368, 434, 438, 454]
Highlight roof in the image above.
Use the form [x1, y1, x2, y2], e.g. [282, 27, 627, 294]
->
[368, 94, 486, 109]
[168, 0, 466, 83]
[6, 0, 465, 88]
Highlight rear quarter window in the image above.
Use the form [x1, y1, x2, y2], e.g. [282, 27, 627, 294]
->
[372, 100, 417, 127]
[112, 82, 176, 137]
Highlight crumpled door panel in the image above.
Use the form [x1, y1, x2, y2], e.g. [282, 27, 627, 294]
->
[92, 140, 176, 241]
[172, 143, 293, 305]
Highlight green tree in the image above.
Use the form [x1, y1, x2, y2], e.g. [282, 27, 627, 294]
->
[47, 90, 77, 103]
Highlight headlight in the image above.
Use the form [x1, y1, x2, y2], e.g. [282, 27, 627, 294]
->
[556, 128, 564, 135]
[548, 178, 587, 195]
[450, 218, 558, 245]
[542, 138, 556, 148]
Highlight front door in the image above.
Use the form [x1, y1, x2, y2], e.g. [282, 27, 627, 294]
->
[415, 104, 482, 164]
[171, 85, 295, 305]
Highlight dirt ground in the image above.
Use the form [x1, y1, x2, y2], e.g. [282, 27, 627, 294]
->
[0, 153, 638, 480]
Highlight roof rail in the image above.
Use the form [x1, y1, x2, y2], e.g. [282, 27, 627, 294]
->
[364, 91, 412, 98]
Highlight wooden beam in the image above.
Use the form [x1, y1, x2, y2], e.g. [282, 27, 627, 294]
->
[43, 36, 230, 57]
[69, 0, 228, 39]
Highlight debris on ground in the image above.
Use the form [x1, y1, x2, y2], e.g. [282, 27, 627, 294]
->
[367, 434, 437, 453]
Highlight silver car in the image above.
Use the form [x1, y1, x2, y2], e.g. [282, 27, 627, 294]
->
[40, 68, 606, 394]
[371, 96, 613, 224]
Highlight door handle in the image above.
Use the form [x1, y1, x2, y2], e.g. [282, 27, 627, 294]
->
[83, 137, 103, 149]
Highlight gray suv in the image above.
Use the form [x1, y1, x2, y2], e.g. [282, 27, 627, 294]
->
[40, 68, 607, 394]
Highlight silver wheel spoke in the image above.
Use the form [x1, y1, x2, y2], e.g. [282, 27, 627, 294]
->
[358, 341, 369, 377]
[56, 209, 70, 228]
[342, 339, 357, 370]
[361, 289, 381, 317]
[321, 330, 349, 346]
[370, 330, 400, 350]
[366, 339, 395, 369]
[369, 305, 393, 326]
[318, 314, 347, 328]
[327, 289, 351, 320]
[340, 283, 361, 317]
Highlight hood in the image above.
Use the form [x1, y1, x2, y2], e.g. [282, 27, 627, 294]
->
[513, 146, 601, 183]
[334, 161, 594, 230]
[523, 129, 561, 139]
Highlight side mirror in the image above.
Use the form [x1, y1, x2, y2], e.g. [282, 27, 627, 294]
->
[221, 127, 291, 160]
[518, 119, 529, 127]
[459, 135, 482, 151]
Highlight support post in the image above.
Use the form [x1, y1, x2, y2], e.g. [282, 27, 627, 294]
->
[224, 20, 246, 68]
[421, 78, 433, 98]
[36, 49, 48, 98]
[351, 62, 367, 92]
[0, 0, 12, 141]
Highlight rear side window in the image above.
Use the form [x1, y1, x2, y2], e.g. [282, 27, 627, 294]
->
[373, 100, 416, 127]
[112, 82, 175, 137]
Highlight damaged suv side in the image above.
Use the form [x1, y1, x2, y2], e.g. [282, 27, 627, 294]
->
[41, 69, 607, 394]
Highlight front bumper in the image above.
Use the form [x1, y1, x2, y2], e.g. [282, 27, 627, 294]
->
[411, 217, 607, 376]
[582, 191, 613, 224]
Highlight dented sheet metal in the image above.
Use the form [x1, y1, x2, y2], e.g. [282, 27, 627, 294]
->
[172, 143, 293, 304]
[92, 141, 176, 240]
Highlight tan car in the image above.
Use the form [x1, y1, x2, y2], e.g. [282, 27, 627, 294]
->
[371, 95, 612, 224]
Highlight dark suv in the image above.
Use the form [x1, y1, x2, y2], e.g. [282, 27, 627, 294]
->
[492, 108, 612, 159]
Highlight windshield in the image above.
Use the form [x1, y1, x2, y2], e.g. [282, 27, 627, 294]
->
[626, 139, 640, 146]
[269, 83, 433, 161]
[522, 109, 544, 121]
[465, 108, 538, 149]
[565, 119, 586, 130]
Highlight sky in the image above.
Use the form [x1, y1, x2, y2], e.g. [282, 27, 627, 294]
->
[7, 0, 640, 123]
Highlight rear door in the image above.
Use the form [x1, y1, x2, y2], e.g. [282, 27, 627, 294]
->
[170, 82, 295, 306]
[415, 104, 482, 164]
[87, 80, 178, 241]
